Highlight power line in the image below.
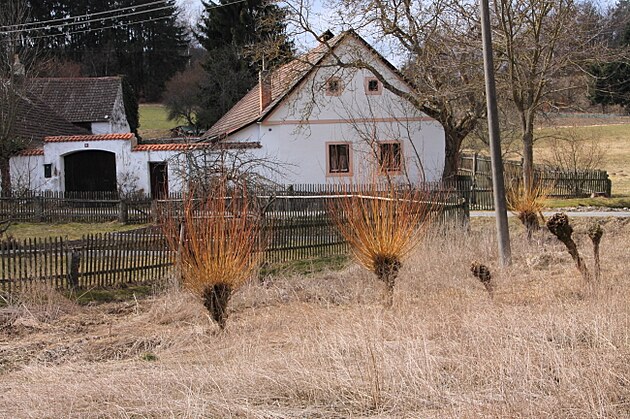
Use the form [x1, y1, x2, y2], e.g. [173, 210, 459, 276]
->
[0, 0, 167, 30]
[0, 0, 248, 37]
[27, 0, 247, 41]
[1, 4, 175, 35]
[27, 16, 174, 41]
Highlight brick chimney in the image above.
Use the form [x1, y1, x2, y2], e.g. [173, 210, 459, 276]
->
[259, 70, 272, 112]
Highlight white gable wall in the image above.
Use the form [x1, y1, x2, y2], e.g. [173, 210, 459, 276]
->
[229, 36, 445, 185]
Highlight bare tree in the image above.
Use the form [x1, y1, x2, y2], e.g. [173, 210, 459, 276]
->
[493, 0, 612, 189]
[163, 60, 207, 129]
[284, 0, 487, 180]
[164, 144, 290, 196]
[0, 1, 40, 196]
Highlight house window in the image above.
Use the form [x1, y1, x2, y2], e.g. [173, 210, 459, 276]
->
[379, 142, 402, 172]
[328, 143, 351, 175]
[365, 77, 382, 95]
[326, 77, 343, 96]
[43, 164, 52, 178]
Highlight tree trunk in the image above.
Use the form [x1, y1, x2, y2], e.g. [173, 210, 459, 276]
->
[442, 129, 464, 181]
[374, 256, 401, 308]
[202, 283, 233, 330]
[0, 157, 12, 197]
[522, 126, 535, 191]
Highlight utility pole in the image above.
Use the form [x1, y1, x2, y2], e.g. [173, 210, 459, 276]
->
[480, 0, 512, 266]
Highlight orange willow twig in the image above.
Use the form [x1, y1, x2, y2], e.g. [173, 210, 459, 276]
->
[159, 179, 263, 329]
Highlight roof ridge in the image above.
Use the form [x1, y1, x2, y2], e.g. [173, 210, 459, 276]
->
[203, 31, 351, 139]
[32, 76, 122, 81]
[44, 133, 134, 142]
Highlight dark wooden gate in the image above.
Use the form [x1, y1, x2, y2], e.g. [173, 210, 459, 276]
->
[64, 150, 117, 192]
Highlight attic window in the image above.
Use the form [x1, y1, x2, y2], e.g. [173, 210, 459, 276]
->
[326, 77, 343, 96]
[365, 77, 382, 95]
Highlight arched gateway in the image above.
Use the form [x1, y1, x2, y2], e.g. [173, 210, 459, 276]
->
[64, 150, 117, 192]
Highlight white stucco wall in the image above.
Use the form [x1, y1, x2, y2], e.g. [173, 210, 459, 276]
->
[10, 141, 214, 195]
[124, 149, 189, 195]
[10, 155, 53, 192]
[227, 36, 445, 185]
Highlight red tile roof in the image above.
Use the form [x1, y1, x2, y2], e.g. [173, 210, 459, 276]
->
[44, 133, 135, 142]
[132, 142, 261, 152]
[18, 148, 44, 156]
[202, 32, 349, 139]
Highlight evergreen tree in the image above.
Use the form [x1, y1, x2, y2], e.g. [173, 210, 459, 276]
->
[26, 0, 189, 101]
[196, 0, 293, 127]
[590, 1, 630, 112]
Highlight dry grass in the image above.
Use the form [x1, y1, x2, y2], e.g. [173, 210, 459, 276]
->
[1, 219, 629, 417]
[533, 123, 630, 195]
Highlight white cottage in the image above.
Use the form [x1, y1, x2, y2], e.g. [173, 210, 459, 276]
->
[202, 30, 446, 184]
[10, 31, 445, 196]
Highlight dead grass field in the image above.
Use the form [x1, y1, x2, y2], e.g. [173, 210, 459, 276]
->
[534, 123, 630, 195]
[1, 219, 629, 418]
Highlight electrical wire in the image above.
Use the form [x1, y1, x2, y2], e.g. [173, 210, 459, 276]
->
[26, 16, 174, 40]
[0, 0, 247, 37]
[0, 0, 167, 30]
[23, 0, 247, 41]
[1, 4, 175, 35]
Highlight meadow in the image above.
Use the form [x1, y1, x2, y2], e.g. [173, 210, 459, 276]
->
[138, 103, 183, 139]
[534, 121, 630, 196]
[1, 218, 628, 417]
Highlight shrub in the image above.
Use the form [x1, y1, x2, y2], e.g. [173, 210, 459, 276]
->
[506, 180, 553, 241]
[329, 183, 435, 307]
[160, 179, 263, 329]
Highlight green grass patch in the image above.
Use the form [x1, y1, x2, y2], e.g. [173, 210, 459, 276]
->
[5, 222, 148, 241]
[138, 103, 184, 138]
[68, 285, 154, 305]
[260, 254, 349, 277]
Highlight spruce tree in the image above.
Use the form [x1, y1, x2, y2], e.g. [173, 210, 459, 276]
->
[196, 0, 293, 128]
[27, 0, 189, 101]
[590, 1, 630, 112]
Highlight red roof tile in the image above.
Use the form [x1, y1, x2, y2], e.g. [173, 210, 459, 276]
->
[18, 148, 44, 156]
[202, 32, 348, 139]
[132, 142, 261, 152]
[44, 133, 135, 142]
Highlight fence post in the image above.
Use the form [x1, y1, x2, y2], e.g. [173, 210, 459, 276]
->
[118, 200, 129, 224]
[67, 249, 81, 290]
[35, 196, 44, 222]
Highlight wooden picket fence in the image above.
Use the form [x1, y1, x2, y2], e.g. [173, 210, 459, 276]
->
[0, 191, 152, 224]
[0, 188, 469, 292]
[459, 153, 612, 210]
[0, 231, 171, 293]
[0, 183, 468, 225]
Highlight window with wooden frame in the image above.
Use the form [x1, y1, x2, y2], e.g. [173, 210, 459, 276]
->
[328, 143, 351, 175]
[365, 77, 382, 95]
[326, 77, 343, 96]
[378, 142, 402, 172]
